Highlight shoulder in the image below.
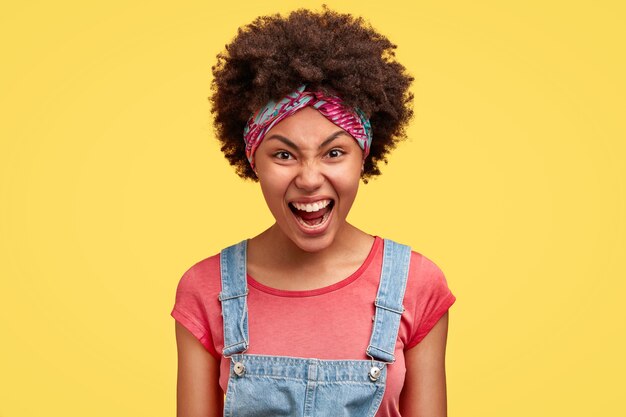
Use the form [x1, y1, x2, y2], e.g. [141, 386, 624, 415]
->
[174, 252, 222, 298]
[171, 252, 223, 332]
[171, 252, 223, 358]
[378, 238, 453, 305]
[405, 249, 454, 305]
[381, 238, 447, 284]
[400, 246, 456, 349]
[408, 250, 446, 284]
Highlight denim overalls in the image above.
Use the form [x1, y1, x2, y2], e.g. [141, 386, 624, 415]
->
[218, 239, 411, 417]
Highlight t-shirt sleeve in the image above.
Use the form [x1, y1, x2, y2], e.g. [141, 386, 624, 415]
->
[170, 267, 220, 360]
[405, 255, 456, 349]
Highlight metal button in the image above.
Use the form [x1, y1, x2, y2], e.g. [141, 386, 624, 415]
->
[369, 366, 381, 381]
[233, 361, 245, 376]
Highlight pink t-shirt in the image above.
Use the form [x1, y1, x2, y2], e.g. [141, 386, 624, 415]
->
[171, 236, 456, 417]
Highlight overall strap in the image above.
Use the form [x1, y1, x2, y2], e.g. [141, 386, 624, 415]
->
[219, 240, 249, 357]
[366, 239, 412, 363]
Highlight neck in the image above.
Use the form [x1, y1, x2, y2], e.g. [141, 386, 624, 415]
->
[250, 222, 372, 270]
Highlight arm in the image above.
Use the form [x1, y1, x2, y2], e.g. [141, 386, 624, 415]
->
[175, 321, 223, 417]
[399, 311, 450, 417]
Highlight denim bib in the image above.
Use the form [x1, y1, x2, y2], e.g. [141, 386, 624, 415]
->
[219, 239, 411, 417]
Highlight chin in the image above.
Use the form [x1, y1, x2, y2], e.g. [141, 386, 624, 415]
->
[291, 233, 336, 253]
[272, 217, 341, 254]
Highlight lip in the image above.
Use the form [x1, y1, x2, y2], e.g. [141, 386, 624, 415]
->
[288, 196, 335, 204]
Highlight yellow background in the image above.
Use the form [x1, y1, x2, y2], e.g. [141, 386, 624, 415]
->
[1, 1, 624, 416]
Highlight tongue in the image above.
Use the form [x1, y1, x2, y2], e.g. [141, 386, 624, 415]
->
[297, 206, 330, 221]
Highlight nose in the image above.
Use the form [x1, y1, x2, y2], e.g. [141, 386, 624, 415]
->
[294, 161, 324, 191]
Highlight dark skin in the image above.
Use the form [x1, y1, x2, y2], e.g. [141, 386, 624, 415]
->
[175, 322, 223, 417]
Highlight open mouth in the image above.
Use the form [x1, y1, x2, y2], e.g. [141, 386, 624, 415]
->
[288, 199, 335, 229]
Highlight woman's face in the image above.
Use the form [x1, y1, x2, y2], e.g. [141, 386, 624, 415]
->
[254, 107, 364, 253]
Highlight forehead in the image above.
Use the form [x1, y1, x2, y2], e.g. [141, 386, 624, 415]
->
[262, 107, 355, 147]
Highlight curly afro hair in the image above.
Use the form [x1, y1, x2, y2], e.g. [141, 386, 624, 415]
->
[210, 6, 414, 182]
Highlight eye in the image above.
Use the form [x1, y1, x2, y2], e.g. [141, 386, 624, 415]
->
[327, 148, 345, 158]
[273, 151, 293, 160]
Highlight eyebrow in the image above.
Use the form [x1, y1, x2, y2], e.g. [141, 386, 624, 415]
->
[265, 130, 348, 150]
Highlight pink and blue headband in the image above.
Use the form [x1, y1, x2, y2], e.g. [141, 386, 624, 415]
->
[243, 85, 372, 169]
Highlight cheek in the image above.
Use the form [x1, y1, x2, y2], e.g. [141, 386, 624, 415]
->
[258, 173, 290, 209]
[333, 156, 362, 180]
[259, 181, 279, 205]
[330, 168, 361, 203]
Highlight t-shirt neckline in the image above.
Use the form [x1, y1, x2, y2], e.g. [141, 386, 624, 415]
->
[246, 236, 382, 297]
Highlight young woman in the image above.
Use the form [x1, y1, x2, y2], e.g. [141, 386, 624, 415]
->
[172, 8, 456, 417]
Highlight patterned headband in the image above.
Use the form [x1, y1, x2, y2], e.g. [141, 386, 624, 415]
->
[243, 85, 372, 169]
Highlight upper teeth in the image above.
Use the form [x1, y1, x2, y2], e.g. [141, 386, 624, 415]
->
[292, 199, 331, 212]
